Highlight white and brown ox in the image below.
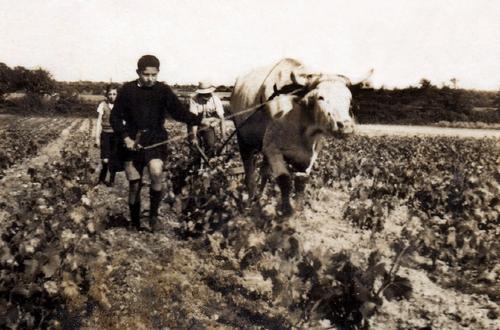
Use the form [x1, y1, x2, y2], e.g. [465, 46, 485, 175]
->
[230, 58, 372, 216]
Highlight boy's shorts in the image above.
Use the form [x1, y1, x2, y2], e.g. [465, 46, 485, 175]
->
[123, 148, 167, 181]
[118, 133, 169, 162]
[118, 129, 169, 180]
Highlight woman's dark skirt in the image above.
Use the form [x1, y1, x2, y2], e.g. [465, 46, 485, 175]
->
[100, 131, 124, 172]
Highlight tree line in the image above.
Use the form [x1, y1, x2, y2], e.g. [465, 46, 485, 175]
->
[351, 79, 500, 125]
[0, 63, 56, 100]
[0, 62, 498, 124]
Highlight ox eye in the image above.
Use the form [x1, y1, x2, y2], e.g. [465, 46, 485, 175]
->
[318, 96, 325, 101]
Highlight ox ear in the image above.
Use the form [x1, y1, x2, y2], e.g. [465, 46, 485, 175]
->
[290, 71, 306, 86]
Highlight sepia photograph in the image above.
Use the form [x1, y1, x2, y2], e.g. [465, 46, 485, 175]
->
[0, 0, 499, 329]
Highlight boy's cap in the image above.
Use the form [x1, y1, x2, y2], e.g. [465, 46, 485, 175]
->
[137, 55, 160, 71]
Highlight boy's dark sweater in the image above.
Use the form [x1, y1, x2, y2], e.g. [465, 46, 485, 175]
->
[110, 80, 201, 142]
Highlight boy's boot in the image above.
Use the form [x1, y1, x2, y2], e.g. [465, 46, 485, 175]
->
[149, 188, 162, 232]
[129, 202, 141, 231]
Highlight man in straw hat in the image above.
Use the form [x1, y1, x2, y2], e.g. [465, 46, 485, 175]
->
[188, 81, 227, 158]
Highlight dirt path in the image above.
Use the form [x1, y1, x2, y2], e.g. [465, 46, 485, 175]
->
[80, 165, 499, 328]
[80, 120, 277, 329]
[0, 117, 83, 182]
[357, 124, 500, 138]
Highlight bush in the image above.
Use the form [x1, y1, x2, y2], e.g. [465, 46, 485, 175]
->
[5, 92, 94, 116]
[352, 86, 499, 125]
[8, 93, 47, 113]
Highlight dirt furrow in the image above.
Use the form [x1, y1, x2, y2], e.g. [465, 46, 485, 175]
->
[0, 118, 83, 228]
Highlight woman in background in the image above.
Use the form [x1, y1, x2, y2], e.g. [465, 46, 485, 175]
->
[95, 85, 121, 186]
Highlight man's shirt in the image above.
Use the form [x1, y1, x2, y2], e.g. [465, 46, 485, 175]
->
[189, 94, 225, 122]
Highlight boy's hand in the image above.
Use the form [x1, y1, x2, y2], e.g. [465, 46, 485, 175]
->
[124, 136, 137, 150]
[190, 138, 198, 146]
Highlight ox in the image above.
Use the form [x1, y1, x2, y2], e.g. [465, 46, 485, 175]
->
[230, 58, 371, 216]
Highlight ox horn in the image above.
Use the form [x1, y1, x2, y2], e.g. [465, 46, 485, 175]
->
[348, 68, 374, 86]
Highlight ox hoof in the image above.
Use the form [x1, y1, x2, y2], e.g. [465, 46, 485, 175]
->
[294, 196, 306, 212]
[279, 202, 294, 217]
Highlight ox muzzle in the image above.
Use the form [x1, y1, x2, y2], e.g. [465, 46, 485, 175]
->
[327, 119, 355, 136]
[336, 120, 355, 134]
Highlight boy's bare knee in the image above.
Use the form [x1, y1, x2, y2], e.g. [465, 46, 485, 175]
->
[148, 159, 163, 178]
[125, 161, 141, 181]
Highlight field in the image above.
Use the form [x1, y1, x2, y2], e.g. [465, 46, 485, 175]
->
[0, 114, 499, 329]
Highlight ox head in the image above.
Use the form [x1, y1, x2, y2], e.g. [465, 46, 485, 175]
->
[287, 68, 373, 136]
[289, 73, 353, 135]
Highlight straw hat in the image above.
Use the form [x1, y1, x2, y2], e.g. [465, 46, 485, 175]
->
[196, 81, 216, 94]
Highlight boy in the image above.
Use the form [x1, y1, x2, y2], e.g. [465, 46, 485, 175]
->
[110, 55, 216, 232]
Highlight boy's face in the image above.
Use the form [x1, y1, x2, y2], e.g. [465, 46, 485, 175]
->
[107, 89, 117, 103]
[137, 67, 159, 87]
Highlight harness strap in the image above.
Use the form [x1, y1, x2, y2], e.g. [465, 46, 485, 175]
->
[267, 82, 308, 101]
[141, 79, 315, 153]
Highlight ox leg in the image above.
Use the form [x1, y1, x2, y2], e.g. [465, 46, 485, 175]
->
[294, 175, 309, 211]
[294, 175, 308, 194]
[276, 174, 293, 216]
[263, 145, 293, 216]
[259, 156, 271, 193]
[240, 149, 257, 198]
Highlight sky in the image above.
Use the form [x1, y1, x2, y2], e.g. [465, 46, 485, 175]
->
[0, 0, 498, 90]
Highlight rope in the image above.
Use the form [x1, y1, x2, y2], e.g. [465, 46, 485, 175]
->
[142, 92, 295, 150]
[141, 68, 312, 152]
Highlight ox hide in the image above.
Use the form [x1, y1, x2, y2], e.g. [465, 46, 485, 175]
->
[229, 58, 368, 215]
[230, 58, 309, 150]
